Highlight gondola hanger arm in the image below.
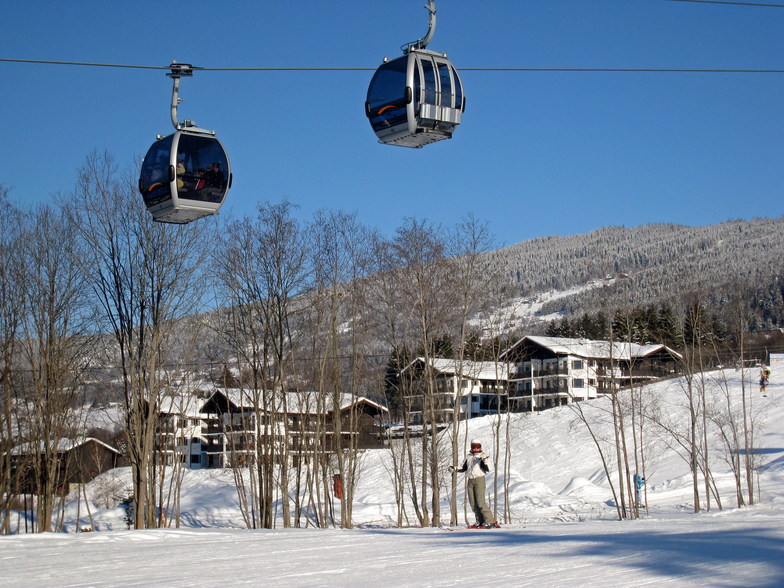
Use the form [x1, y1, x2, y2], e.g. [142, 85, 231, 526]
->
[403, 0, 437, 53]
[166, 61, 214, 135]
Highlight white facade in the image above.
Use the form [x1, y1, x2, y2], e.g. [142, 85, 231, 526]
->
[502, 336, 682, 411]
[159, 395, 207, 470]
[510, 354, 600, 411]
[401, 358, 510, 423]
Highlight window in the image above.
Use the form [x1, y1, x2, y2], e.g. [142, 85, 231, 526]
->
[176, 133, 229, 204]
[573, 360, 583, 370]
[422, 59, 437, 105]
[437, 61, 452, 106]
[451, 65, 462, 109]
[573, 379, 584, 388]
[368, 57, 409, 131]
[139, 134, 174, 206]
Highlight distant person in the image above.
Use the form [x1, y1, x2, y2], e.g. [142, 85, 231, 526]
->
[449, 439, 499, 528]
[760, 366, 770, 396]
[634, 473, 645, 508]
[207, 162, 224, 188]
[176, 159, 186, 190]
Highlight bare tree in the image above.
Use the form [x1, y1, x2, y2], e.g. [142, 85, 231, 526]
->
[0, 188, 26, 534]
[364, 235, 418, 527]
[308, 209, 375, 528]
[391, 218, 457, 527]
[15, 203, 91, 532]
[66, 150, 213, 529]
[710, 286, 759, 506]
[473, 292, 524, 524]
[215, 200, 309, 528]
[444, 215, 497, 525]
[567, 396, 625, 520]
[679, 297, 712, 513]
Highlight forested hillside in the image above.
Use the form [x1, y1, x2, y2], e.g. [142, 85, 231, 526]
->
[485, 218, 784, 332]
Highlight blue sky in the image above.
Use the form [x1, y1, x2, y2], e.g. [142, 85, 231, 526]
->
[2, 0, 783, 248]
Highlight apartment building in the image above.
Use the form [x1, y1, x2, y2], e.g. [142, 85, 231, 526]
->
[501, 336, 682, 411]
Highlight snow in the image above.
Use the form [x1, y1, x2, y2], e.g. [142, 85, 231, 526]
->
[467, 280, 618, 334]
[2, 365, 784, 587]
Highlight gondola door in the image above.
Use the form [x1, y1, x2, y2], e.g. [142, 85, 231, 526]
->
[416, 55, 462, 132]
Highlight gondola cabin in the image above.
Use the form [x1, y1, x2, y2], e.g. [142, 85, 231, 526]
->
[139, 129, 231, 224]
[366, 49, 464, 148]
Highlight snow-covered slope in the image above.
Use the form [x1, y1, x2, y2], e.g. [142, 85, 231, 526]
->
[2, 364, 783, 587]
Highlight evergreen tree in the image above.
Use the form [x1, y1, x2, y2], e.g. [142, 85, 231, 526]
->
[656, 303, 681, 349]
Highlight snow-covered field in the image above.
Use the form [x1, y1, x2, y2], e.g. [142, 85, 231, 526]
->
[2, 364, 784, 587]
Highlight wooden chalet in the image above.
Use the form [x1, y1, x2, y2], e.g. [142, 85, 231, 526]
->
[9, 437, 121, 495]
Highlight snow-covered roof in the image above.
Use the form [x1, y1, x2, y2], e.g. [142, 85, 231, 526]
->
[286, 392, 388, 415]
[502, 336, 682, 361]
[159, 394, 205, 417]
[11, 437, 120, 456]
[401, 357, 510, 380]
[201, 388, 387, 415]
[200, 388, 258, 412]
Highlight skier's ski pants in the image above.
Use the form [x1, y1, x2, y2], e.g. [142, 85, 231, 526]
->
[467, 476, 495, 525]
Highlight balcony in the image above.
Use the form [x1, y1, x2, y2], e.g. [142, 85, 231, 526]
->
[536, 385, 570, 395]
[509, 385, 569, 396]
[516, 367, 568, 378]
[203, 422, 254, 435]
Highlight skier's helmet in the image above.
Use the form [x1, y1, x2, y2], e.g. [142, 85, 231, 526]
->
[470, 439, 482, 453]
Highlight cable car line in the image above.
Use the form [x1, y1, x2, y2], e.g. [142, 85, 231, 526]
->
[663, 0, 784, 7]
[0, 58, 373, 70]
[0, 57, 168, 69]
[2, 59, 782, 74]
[461, 67, 784, 73]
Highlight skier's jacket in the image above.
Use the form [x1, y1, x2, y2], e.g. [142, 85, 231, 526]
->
[457, 452, 491, 479]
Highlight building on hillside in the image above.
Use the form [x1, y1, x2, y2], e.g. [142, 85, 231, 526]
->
[158, 395, 207, 470]
[501, 336, 682, 411]
[199, 389, 273, 469]
[199, 389, 389, 469]
[9, 437, 121, 495]
[400, 357, 510, 425]
[285, 392, 389, 464]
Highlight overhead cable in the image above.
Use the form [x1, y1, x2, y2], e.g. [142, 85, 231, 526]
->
[663, 0, 784, 7]
[1, 58, 782, 74]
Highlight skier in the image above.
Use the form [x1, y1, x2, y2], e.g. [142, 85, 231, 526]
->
[449, 439, 499, 528]
[760, 366, 770, 395]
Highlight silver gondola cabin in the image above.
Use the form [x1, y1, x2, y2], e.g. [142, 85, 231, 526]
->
[139, 62, 232, 224]
[365, 1, 464, 148]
